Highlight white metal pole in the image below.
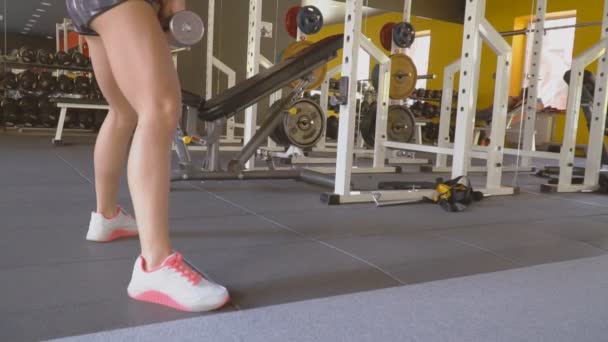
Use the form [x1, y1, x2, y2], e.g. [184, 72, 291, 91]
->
[584, 0, 608, 186]
[451, 0, 486, 178]
[205, 0, 215, 101]
[479, 19, 512, 190]
[435, 59, 460, 168]
[403, 0, 412, 22]
[63, 19, 68, 52]
[521, 0, 547, 168]
[334, 0, 363, 195]
[244, 0, 263, 169]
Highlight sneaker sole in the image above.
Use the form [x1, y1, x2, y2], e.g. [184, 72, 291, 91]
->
[87, 228, 138, 243]
[129, 290, 231, 312]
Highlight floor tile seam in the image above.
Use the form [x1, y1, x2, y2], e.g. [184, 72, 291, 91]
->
[188, 183, 407, 286]
[54, 153, 94, 185]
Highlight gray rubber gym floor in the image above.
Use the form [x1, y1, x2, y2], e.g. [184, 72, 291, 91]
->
[2, 134, 608, 341]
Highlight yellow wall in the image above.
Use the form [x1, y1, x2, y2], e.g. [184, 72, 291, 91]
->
[307, 1, 604, 108]
[307, 12, 464, 91]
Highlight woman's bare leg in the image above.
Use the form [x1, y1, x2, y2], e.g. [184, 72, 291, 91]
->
[87, 40, 138, 218]
[89, 0, 182, 267]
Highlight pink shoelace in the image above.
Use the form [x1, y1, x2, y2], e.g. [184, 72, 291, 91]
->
[166, 253, 203, 285]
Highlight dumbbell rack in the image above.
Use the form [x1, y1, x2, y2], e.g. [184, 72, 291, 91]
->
[0, 56, 100, 139]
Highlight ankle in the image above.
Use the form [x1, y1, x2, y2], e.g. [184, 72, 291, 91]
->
[142, 250, 173, 270]
[97, 207, 120, 220]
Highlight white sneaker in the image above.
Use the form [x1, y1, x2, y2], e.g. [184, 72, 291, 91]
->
[127, 253, 230, 312]
[86, 207, 139, 242]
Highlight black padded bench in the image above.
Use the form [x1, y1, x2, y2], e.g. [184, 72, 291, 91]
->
[182, 34, 344, 122]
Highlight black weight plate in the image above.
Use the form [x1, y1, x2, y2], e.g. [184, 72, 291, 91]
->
[282, 99, 325, 149]
[297, 5, 324, 35]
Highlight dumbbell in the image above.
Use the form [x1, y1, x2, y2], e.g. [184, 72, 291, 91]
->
[1, 71, 18, 90]
[410, 101, 423, 117]
[432, 105, 441, 117]
[57, 74, 74, 93]
[19, 46, 36, 63]
[39, 97, 59, 128]
[422, 102, 434, 118]
[20, 96, 41, 128]
[2, 98, 21, 127]
[93, 110, 108, 132]
[326, 116, 339, 140]
[431, 90, 442, 99]
[37, 49, 56, 65]
[70, 50, 90, 68]
[76, 110, 95, 130]
[164, 11, 205, 47]
[18, 70, 38, 91]
[424, 89, 433, 99]
[38, 72, 58, 92]
[55, 51, 73, 66]
[415, 88, 426, 98]
[74, 76, 91, 95]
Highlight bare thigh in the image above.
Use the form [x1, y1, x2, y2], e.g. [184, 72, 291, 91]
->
[86, 36, 137, 119]
[89, 0, 181, 119]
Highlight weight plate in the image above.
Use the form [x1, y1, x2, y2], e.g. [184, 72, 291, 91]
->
[390, 53, 417, 99]
[379, 22, 396, 51]
[359, 104, 416, 147]
[169, 10, 205, 47]
[386, 105, 416, 143]
[371, 63, 379, 89]
[392, 22, 416, 48]
[296, 6, 324, 35]
[281, 40, 327, 90]
[284, 6, 301, 39]
[359, 101, 376, 148]
[282, 99, 325, 149]
[326, 115, 339, 140]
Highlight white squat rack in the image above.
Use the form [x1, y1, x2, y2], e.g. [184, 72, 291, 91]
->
[324, 0, 515, 205]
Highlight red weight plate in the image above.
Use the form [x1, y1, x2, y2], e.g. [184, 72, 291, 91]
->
[285, 6, 301, 39]
[379, 22, 395, 51]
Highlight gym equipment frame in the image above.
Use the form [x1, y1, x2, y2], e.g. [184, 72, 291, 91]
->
[323, 0, 515, 205]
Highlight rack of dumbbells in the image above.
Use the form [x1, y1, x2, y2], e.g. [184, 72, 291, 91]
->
[0, 46, 106, 134]
[409, 88, 458, 143]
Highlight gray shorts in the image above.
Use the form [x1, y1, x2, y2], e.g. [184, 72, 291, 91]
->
[66, 0, 158, 36]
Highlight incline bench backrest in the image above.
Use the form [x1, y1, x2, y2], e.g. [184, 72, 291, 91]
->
[197, 34, 344, 122]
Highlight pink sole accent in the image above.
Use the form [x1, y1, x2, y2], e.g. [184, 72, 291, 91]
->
[130, 291, 231, 312]
[105, 228, 138, 242]
[131, 291, 193, 312]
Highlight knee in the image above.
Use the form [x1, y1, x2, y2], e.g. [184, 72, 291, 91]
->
[139, 92, 182, 131]
[106, 109, 138, 130]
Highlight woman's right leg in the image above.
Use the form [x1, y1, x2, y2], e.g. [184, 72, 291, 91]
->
[89, 0, 180, 268]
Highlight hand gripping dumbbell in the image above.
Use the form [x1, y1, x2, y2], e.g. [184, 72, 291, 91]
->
[164, 11, 205, 47]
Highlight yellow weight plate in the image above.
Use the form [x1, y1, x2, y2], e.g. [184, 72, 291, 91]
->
[281, 40, 327, 90]
[390, 53, 418, 99]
